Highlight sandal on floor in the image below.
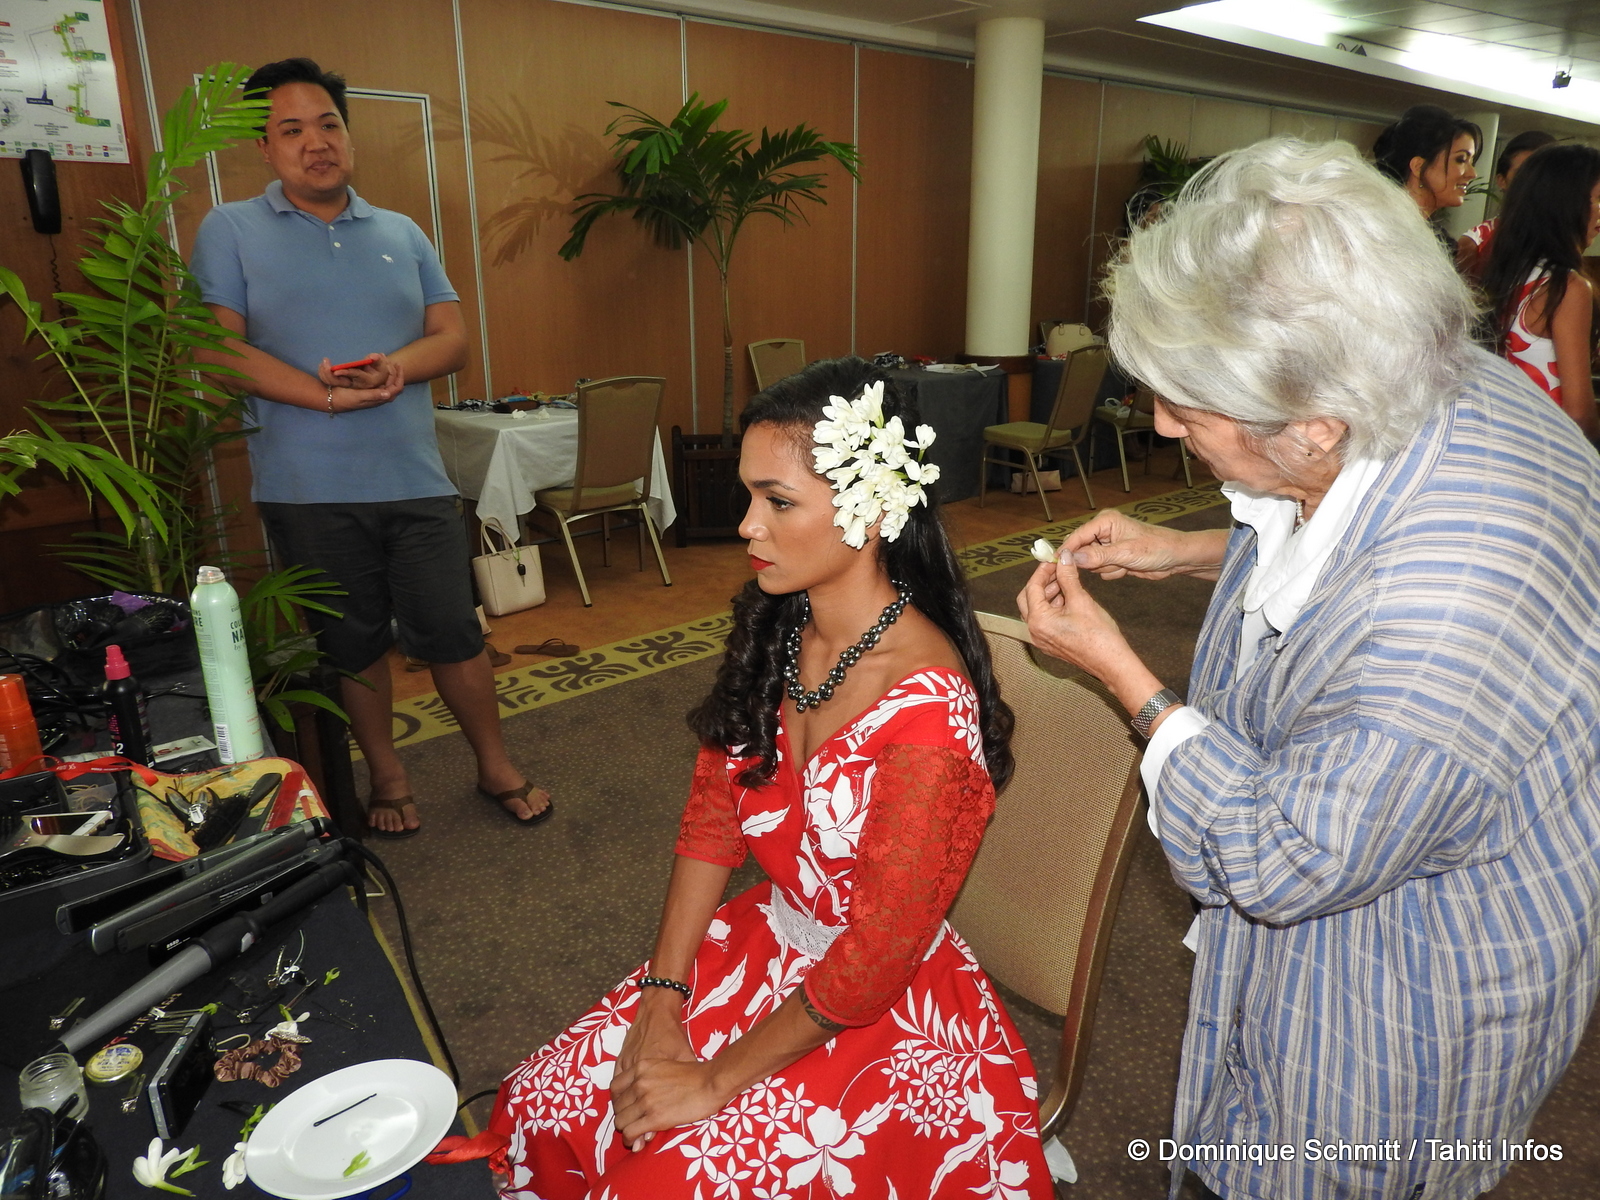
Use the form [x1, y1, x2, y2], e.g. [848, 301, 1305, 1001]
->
[368, 794, 421, 840]
[478, 782, 554, 827]
[486, 642, 512, 668]
[515, 639, 579, 657]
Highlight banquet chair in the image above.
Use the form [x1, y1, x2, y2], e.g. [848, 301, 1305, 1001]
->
[531, 376, 672, 608]
[977, 343, 1108, 520]
[950, 611, 1145, 1177]
[1092, 384, 1194, 492]
[747, 339, 806, 392]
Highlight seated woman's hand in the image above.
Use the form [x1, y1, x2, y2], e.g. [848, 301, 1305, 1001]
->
[1065, 510, 1223, 580]
[611, 1057, 729, 1148]
[611, 989, 704, 1149]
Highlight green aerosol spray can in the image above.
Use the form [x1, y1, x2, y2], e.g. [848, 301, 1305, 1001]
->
[190, 565, 264, 763]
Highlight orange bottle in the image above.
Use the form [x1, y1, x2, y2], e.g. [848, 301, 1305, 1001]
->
[0, 674, 43, 775]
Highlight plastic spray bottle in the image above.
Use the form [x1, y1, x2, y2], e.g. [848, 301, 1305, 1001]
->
[190, 565, 264, 764]
[103, 645, 155, 766]
[0, 674, 43, 773]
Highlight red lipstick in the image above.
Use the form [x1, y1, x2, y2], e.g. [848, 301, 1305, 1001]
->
[750, 555, 774, 571]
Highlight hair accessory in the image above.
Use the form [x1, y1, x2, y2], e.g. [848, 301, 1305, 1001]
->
[812, 381, 940, 548]
[637, 975, 691, 1000]
[213, 1036, 303, 1087]
[784, 584, 912, 712]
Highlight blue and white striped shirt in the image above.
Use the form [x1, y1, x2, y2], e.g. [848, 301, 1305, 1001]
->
[1158, 349, 1600, 1200]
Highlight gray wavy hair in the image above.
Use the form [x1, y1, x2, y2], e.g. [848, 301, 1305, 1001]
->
[1105, 137, 1478, 461]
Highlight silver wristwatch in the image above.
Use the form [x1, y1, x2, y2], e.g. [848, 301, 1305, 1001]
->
[1131, 688, 1183, 738]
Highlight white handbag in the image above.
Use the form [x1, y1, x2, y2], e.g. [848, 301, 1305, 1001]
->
[472, 518, 545, 616]
[1044, 322, 1101, 357]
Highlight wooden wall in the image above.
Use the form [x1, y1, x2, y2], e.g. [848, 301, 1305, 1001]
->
[1, 0, 1524, 607]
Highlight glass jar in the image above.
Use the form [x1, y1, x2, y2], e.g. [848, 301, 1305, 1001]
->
[18, 1053, 87, 1121]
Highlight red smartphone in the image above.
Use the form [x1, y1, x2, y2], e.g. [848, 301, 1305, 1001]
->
[330, 355, 379, 372]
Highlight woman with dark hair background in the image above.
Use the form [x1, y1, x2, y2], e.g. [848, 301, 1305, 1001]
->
[1371, 104, 1482, 237]
[1457, 128, 1557, 277]
[467, 358, 1052, 1198]
[1481, 142, 1600, 441]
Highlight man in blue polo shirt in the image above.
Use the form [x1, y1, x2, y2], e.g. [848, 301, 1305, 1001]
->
[192, 58, 551, 837]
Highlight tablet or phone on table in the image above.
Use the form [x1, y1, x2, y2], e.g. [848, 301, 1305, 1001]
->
[330, 355, 379, 372]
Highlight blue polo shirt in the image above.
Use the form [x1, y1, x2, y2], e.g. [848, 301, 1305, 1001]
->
[190, 181, 459, 503]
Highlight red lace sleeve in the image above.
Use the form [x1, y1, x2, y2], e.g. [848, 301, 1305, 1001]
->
[674, 744, 747, 868]
[804, 743, 994, 1027]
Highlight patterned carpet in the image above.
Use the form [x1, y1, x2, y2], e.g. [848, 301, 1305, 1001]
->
[366, 497, 1599, 1199]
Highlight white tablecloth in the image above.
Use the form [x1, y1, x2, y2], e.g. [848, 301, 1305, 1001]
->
[433, 408, 677, 538]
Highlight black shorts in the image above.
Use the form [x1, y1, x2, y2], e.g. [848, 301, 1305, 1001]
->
[258, 497, 483, 673]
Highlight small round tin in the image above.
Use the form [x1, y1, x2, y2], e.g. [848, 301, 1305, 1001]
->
[84, 1042, 143, 1085]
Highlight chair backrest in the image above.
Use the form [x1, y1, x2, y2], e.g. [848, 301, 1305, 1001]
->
[949, 611, 1145, 1136]
[572, 376, 665, 505]
[747, 339, 806, 392]
[1046, 344, 1111, 437]
[1041, 321, 1100, 357]
[1130, 384, 1160, 416]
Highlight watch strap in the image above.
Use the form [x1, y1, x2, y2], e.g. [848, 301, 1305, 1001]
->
[1131, 688, 1183, 738]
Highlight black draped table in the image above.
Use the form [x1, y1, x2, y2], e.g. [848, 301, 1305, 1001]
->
[883, 366, 1008, 503]
[0, 885, 493, 1198]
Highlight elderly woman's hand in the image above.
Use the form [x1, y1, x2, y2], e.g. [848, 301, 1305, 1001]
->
[1064, 510, 1228, 582]
[1018, 559, 1165, 716]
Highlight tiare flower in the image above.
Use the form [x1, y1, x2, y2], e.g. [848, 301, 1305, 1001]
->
[810, 381, 940, 549]
[133, 1138, 207, 1195]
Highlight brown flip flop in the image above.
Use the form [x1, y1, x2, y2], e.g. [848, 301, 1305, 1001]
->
[486, 642, 512, 668]
[515, 639, 579, 657]
[368, 794, 421, 839]
[478, 782, 554, 827]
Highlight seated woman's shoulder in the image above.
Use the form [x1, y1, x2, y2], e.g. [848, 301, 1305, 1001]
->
[880, 609, 969, 686]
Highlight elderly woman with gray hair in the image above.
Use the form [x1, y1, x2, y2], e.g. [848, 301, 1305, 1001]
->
[1020, 137, 1600, 1200]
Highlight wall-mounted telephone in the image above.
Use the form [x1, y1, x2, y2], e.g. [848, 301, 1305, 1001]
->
[21, 149, 61, 235]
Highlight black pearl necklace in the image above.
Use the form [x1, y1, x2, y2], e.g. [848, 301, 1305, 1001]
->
[783, 585, 912, 713]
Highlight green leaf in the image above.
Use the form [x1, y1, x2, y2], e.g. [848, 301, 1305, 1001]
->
[344, 1150, 372, 1178]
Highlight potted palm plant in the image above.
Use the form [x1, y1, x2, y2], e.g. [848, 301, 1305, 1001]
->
[558, 95, 856, 539]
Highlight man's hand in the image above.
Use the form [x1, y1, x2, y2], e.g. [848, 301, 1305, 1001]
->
[610, 989, 703, 1150]
[325, 360, 405, 412]
[1064, 510, 1226, 581]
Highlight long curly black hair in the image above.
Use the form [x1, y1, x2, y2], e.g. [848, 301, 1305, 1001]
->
[687, 356, 1014, 791]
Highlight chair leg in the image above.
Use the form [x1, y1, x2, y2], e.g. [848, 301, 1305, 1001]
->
[1025, 452, 1052, 522]
[1116, 431, 1132, 492]
[636, 513, 646, 571]
[1069, 443, 1094, 509]
[1178, 438, 1194, 487]
[977, 445, 990, 508]
[556, 516, 592, 607]
[640, 505, 673, 588]
[600, 512, 611, 568]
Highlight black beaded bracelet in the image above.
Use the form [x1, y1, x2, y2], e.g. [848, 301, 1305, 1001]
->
[637, 975, 691, 1000]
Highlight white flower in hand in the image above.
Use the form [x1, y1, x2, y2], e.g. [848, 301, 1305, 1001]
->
[222, 1143, 248, 1191]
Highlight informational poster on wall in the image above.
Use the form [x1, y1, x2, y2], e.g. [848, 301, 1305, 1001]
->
[0, 0, 128, 162]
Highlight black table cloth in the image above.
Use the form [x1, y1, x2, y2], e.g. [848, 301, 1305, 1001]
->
[883, 367, 1008, 503]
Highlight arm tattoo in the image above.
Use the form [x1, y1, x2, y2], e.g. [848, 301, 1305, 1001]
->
[801, 991, 847, 1035]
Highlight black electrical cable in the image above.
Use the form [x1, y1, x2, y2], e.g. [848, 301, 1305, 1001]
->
[344, 840, 461, 1086]
[457, 1088, 498, 1112]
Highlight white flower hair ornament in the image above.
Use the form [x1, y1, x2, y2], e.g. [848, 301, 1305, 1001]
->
[812, 381, 940, 549]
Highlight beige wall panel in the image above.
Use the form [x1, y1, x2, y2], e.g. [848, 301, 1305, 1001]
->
[855, 49, 972, 363]
[1336, 118, 1388, 155]
[461, 0, 691, 431]
[1271, 108, 1338, 142]
[1190, 96, 1272, 158]
[1033, 75, 1101, 329]
[1088, 83, 1192, 326]
[685, 23, 854, 432]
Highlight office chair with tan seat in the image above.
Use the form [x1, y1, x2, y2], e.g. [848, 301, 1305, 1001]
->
[532, 376, 672, 608]
[978, 343, 1109, 519]
[1092, 383, 1194, 492]
[949, 611, 1145, 1178]
[747, 339, 806, 392]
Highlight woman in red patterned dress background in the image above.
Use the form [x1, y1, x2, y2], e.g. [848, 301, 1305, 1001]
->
[1481, 143, 1600, 443]
[474, 358, 1053, 1199]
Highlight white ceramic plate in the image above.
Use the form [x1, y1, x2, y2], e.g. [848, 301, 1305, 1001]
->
[244, 1059, 456, 1200]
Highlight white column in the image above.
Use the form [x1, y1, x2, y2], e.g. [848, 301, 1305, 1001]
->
[1442, 110, 1499, 239]
[964, 16, 1045, 358]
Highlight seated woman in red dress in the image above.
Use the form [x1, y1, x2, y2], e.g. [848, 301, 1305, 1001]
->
[480, 358, 1052, 1198]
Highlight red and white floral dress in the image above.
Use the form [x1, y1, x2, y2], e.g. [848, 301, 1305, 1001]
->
[487, 668, 1052, 1199]
[1504, 269, 1564, 404]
